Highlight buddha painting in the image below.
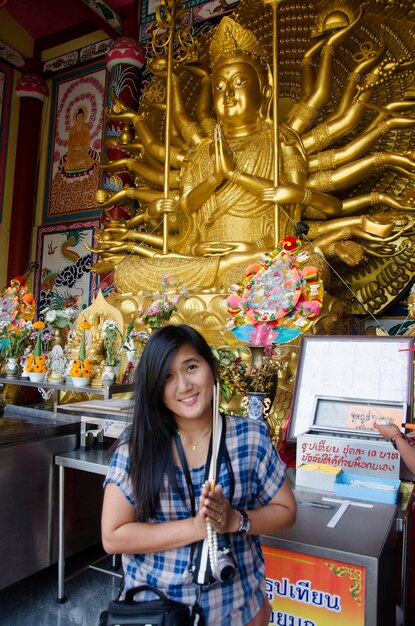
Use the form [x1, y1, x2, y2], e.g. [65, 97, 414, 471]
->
[64, 106, 96, 173]
[49, 85, 103, 216]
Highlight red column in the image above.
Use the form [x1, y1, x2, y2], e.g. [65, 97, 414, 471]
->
[7, 74, 48, 282]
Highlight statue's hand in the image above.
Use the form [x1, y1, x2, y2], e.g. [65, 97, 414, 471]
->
[210, 132, 234, 181]
[261, 183, 305, 205]
[326, 5, 364, 47]
[194, 241, 238, 256]
[148, 197, 176, 218]
[148, 57, 168, 78]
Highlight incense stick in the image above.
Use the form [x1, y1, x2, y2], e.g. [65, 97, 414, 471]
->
[211, 382, 220, 490]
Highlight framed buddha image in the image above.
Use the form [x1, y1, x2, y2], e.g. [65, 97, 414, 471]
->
[43, 61, 107, 223]
[288, 335, 415, 442]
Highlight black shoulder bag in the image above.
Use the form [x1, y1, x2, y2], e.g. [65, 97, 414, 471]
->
[99, 583, 193, 626]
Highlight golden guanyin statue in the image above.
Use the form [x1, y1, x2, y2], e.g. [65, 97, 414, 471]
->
[89, 0, 415, 320]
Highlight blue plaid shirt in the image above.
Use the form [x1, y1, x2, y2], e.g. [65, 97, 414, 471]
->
[104, 415, 286, 625]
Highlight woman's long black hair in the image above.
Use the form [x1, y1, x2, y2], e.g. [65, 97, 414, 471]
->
[127, 324, 217, 521]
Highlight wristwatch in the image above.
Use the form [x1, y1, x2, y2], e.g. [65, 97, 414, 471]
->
[238, 510, 250, 534]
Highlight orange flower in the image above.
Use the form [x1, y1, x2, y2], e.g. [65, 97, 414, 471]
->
[79, 320, 91, 330]
[35, 355, 46, 364]
[69, 357, 92, 378]
[33, 321, 45, 330]
[34, 364, 42, 372]
[25, 365, 33, 372]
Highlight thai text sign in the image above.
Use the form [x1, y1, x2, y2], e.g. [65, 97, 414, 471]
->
[345, 406, 403, 430]
[296, 434, 400, 479]
[264, 546, 366, 625]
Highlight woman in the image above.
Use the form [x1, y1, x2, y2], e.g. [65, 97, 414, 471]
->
[102, 324, 296, 625]
[374, 422, 415, 474]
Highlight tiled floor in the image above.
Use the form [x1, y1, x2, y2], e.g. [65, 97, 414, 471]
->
[0, 545, 121, 626]
[0, 544, 410, 625]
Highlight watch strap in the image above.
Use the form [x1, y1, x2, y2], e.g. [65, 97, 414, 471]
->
[238, 510, 250, 534]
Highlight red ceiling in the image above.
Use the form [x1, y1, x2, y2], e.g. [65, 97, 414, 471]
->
[4, 0, 136, 53]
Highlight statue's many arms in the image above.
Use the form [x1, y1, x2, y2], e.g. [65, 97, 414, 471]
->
[90, 5, 415, 314]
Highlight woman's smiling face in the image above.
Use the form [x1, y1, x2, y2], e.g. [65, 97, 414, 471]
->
[162, 344, 214, 425]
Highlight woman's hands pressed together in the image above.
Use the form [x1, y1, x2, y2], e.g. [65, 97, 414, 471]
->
[200, 480, 239, 534]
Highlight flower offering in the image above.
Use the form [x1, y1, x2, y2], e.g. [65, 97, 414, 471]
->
[42, 306, 78, 329]
[0, 275, 35, 363]
[24, 353, 48, 376]
[68, 358, 92, 378]
[24, 321, 48, 381]
[139, 274, 183, 329]
[0, 320, 33, 360]
[212, 345, 280, 401]
[68, 320, 93, 379]
[101, 320, 123, 366]
[225, 237, 324, 344]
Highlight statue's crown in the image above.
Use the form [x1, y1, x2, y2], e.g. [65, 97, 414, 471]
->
[209, 17, 267, 73]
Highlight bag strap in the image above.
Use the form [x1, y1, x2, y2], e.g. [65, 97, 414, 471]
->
[124, 584, 168, 604]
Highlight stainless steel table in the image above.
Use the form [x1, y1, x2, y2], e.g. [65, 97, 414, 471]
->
[0, 376, 133, 411]
[55, 448, 121, 603]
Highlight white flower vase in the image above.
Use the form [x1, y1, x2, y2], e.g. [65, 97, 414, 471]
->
[29, 371, 46, 383]
[102, 364, 116, 386]
[5, 357, 19, 378]
[71, 376, 90, 388]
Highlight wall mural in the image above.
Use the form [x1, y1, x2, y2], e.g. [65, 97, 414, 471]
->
[34, 221, 99, 317]
[0, 60, 13, 225]
[43, 61, 107, 223]
[138, 0, 238, 41]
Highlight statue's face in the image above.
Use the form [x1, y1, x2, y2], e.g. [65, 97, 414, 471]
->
[212, 61, 262, 126]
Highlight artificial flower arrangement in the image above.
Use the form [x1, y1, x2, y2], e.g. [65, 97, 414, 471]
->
[211, 344, 280, 402]
[42, 305, 78, 329]
[0, 319, 34, 360]
[68, 358, 93, 379]
[68, 320, 93, 378]
[139, 274, 184, 329]
[0, 275, 35, 327]
[121, 321, 150, 353]
[24, 321, 48, 376]
[225, 237, 324, 345]
[0, 275, 35, 363]
[218, 237, 324, 420]
[101, 319, 123, 366]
